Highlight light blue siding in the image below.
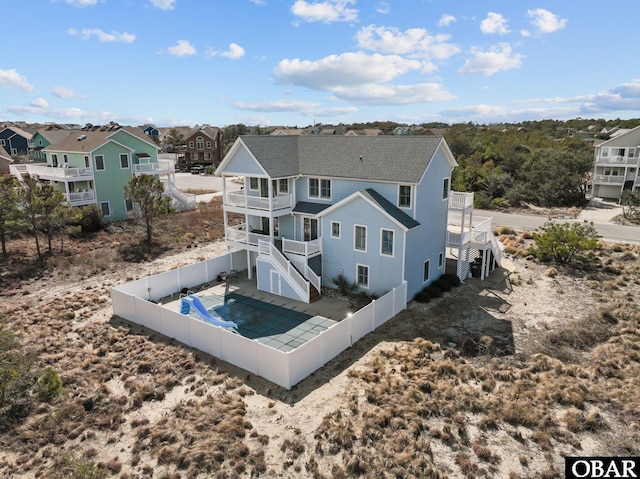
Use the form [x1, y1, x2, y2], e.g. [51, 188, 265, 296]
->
[296, 177, 408, 208]
[320, 196, 405, 297]
[404, 147, 451, 299]
[221, 145, 265, 176]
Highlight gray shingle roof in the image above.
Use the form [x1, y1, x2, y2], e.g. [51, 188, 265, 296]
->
[239, 136, 299, 178]
[43, 126, 155, 153]
[362, 188, 420, 230]
[239, 135, 442, 183]
[292, 201, 331, 215]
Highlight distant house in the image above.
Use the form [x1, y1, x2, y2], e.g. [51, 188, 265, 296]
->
[140, 124, 160, 137]
[591, 125, 640, 199]
[0, 145, 13, 176]
[31, 128, 76, 161]
[345, 128, 384, 136]
[0, 126, 33, 157]
[10, 125, 195, 220]
[182, 127, 224, 169]
[215, 135, 501, 304]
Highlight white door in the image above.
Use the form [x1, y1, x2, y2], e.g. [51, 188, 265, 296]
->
[270, 270, 280, 295]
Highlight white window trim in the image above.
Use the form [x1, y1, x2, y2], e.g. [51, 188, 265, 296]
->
[125, 198, 134, 213]
[356, 263, 370, 289]
[398, 184, 412, 209]
[380, 228, 394, 257]
[331, 221, 341, 239]
[0, 139, 4, 146]
[100, 201, 111, 217]
[278, 178, 289, 194]
[442, 177, 450, 201]
[120, 153, 130, 169]
[94, 155, 105, 171]
[354, 224, 367, 252]
[438, 252, 444, 269]
[423, 259, 430, 283]
[248, 177, 259, 191]
[308, 177, 331, 200]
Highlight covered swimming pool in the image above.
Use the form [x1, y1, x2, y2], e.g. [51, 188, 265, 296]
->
[196, 292, 336, 352]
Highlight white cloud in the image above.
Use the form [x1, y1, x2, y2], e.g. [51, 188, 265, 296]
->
[52, 85, 82, 98]
[30, 98, 49, 109]
[520, 29, 531, 37]
[58, 0, 103, 7]
[291, 0, 358, 23]
[68, 28, 136, 43]
[165, 40, 196, 57]
[250, 0, 266, 4]
[234, 99, 356, 118]
[150, 0, 175, 10]
[222, 43, 246, 59]
[438, 14, 456, 27]
[458, 43, 523, 76]
[376, 2, 390, 14]
[356, 25, 460, 60]
[331, 82, 454, 105]
[480, 12, 510, 35]
[275, 52, 421, 90]
[0, 69, 35, 91]
[527, 8, 567, 34]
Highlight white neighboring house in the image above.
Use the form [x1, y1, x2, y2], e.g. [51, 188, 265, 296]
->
[592, 125, 640, 199]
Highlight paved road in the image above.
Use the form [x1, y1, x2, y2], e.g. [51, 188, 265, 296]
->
[173, 172, 242, 202]
[477, 208, 640, 245]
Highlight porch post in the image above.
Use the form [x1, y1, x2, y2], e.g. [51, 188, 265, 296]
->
[247, 250, 252, 279]
[222, 175, 229, 239]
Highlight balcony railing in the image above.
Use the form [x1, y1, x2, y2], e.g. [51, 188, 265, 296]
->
[225, 191, 293, 211]
[593, 174, 625, 184]
[447, 216, 493, 246]
[448, 191, 474, 209]
[133, 161, 174, 174]
[66, 190, 96, 206]
[226, 223, 268, 246]
[26, 164, 93, 180]
[282, 237, 321, 257]
[595, 155, 639, 165]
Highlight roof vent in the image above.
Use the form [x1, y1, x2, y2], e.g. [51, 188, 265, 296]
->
[77, 135, 87, 141]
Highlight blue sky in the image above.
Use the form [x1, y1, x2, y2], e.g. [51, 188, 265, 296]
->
[2, 0, 639, 128]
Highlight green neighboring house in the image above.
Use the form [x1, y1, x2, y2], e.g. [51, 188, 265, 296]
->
[13, 125, 194, 220]
[31, 127, 76, 161]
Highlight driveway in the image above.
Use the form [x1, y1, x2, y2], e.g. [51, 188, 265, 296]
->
[173, 172, 242, 202]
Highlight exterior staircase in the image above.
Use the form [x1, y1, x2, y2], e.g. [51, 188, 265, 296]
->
[258, 239, 321, 303]
[163, 181, 196, 211]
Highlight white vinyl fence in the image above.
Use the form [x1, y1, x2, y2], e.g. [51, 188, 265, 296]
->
[110, 252, 407, 389]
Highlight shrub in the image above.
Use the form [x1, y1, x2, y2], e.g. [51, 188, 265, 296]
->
[529, 220, 601, 264]
[77, 204, 105, 234]
[0, 326, 37, 426]
[37, 367, 64, 402]
[440, 273, 461, 287]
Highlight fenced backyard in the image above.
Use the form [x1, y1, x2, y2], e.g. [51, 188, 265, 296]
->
[110, 251, 408, 389]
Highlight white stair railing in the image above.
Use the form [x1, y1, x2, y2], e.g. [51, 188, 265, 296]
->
[258, 239, 310, 302]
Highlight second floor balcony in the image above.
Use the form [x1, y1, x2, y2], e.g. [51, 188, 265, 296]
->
[65, 190, 96, 207]
[593, 174, 626, 185]
[448, 191, 474, 210]
[596, 155, 640, 166]
[26, 164, 93, 181]
[133, 160, 174, 175]
[224, 191, 293, 212]
[447, 216, 493, 247]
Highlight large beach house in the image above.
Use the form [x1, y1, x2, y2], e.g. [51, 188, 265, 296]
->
[216, 135, 501, 303]
[591, 125, 640, 199]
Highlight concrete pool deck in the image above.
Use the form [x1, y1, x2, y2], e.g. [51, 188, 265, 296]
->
[163, 277, 352, 352]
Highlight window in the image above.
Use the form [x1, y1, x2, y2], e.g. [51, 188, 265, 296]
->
[279, 178, 288, 193]
[356, 264, 369, 288]
[38, 139, 42, 145]
[602, 148, 609, 157]
[355, 225, 366, 251]
[189, 141, 194, 149]
[100, 201, 111, 217]
[381, 229, 394, 256]
[399, 185, 412, 208]
[423, 260, 430, 282]
[52, 154, 58, 167]
[442, 177, 449, 200]
[438, 252, 444, 269]
[95, 155, 105, 171]
[273, 217, 279, 237]
[630, 148, 636, 158]
[206, 141, 212, 149]
[84, 155, 89, 168]
[331, 221, 340, 238]
[196, 137, 204, 150]
[309, 177, 331, 199]
[309, 178, 319, 197]
[120, 153, 129, 169]
[304, 217, 318, 241]
[320, 179, 331, 199]
[249, 177, 259, 190]
[63, 154, 68, 164]
[125, 199, 134, 213]
[0, 139, 4, 146]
